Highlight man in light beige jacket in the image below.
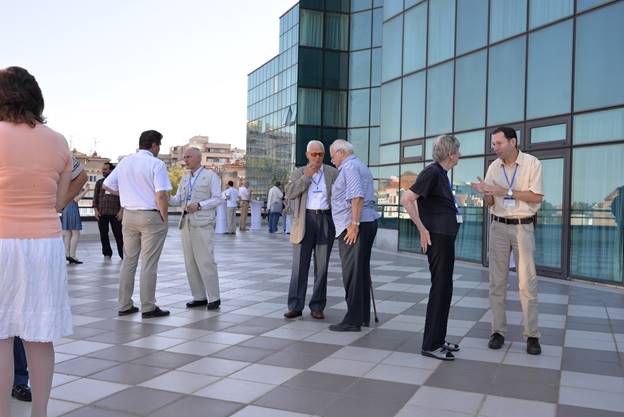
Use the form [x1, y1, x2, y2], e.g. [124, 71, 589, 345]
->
[283, 140, 339, 320]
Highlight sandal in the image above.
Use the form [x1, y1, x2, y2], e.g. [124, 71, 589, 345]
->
[444, 341, 460, 352]
[421, 347, 455, 361]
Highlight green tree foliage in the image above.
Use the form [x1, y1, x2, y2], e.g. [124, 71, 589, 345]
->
[168, 165, 186, 195]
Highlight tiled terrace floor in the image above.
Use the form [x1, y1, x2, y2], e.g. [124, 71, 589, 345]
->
[11, 223, 624, 417]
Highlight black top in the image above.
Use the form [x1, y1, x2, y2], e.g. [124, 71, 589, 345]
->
[409, 162, 460, 236]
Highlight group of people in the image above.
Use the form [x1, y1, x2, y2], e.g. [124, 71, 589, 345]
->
[0, 65, 546, 417]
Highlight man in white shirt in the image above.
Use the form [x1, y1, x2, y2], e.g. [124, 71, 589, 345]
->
[170, 147, 223, 310]
[283, 140, 338, 319]
[238, 181, 251, 231]
[104, 130, 172, 318]
[267, 181, 284, 233]
[223, 181, 239, 234]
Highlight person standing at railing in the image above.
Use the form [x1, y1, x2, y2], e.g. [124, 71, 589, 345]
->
[471, 126, 544, 356]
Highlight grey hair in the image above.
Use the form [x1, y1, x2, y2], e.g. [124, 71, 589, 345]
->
[185, 147, 202, 156]
[330, 139, 353, 155]
[306, 140, 325, 152]
[432, 135, 460, 163]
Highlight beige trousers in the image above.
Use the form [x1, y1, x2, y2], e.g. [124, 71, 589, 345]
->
[118, 210, 168, 312]
[181, 217, 220, 302]
[227, 207, 237, 233]
[239, 201, 249, 231]
[488, 220, 540, 339]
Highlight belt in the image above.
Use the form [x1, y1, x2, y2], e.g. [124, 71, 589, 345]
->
[306, 209, 331, 215]
[129, 209, 158, 212]
[492, 214, 534, 225]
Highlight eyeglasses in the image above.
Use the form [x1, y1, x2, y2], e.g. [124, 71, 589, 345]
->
[309, 152, 324, 157]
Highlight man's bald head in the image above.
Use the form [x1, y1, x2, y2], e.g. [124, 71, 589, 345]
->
[183, 147, 202, 171]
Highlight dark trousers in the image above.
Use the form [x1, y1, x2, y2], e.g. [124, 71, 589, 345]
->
[422, 232, 456, 351]
[14, 337, 28, 386]
[98, 214, 123, 258]
[287, 212, 335, 312]
[268, 212, 281, 233]
[338, 220, 378, 326]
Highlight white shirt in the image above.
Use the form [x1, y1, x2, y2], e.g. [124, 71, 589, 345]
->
[306, 165, 330, 210]
[169, 168, 222, 210]
[238, 186, 250, 201]
[223, 187, 239, 208]
[267, 186, 283, 206]
[103, 150, 172, 210]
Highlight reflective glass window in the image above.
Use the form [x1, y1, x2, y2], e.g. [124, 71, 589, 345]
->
[324, 51, 349, 89]
[349, 89, 370, 128]
[298, 48, 323, 88]
[428, 0, 455, 65]
[403, 144, 423, 159]
[382, 15, 403, 82]
[352, 0, 373, 12]
[371, 48, 382, 86]
[490, 0, 527, 43]
[455, 130, 484, 156]
[370, 127, 381, 164]
[377, 165, 400, 207]
[326, 0, 349, 12]
[372, 8, 383, 47]
[380, 79, 402, 143]
[403, 3, 427, 74]
[574, 108, 624, 145]
[323, 90, 347, 127]
[370, 87, 381, 125]
[300, 0, 323, 10]
[425, 137, 435, 160]
[527, 21, 572, 119]
[570, 144, 624, 282]
[529, 0, 573, 28]
[577, 0, 616, 12]
[575, 2, 624, 111]
[298, 88, 321, 125]
[348, 128, 370, 163]
[530, 124, 566, 144]
[426, 62, 454, 136]
[351, 10, 372, 50]
[454, 50, 487, 131]
[383, 0, 403, 20]
[326, 13, 349, 50]
[402, 71, 426, 140]
[452, 157, 484, 261]
[488, 37, 526, 126]
[456, 0, 488, 55]
[349, 50, 371, 89]
[299, 10, 323, 47]
[380, 143, 400, 164]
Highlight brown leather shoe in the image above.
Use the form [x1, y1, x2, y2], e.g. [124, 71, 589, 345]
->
[310, 310, 324, 320]
[283, 310, 302, 319]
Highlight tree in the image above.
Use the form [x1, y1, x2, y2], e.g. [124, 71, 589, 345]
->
[168, 165, 186, 195]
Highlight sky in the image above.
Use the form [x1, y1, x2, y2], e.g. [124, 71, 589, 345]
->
[1, 0, 298, 160]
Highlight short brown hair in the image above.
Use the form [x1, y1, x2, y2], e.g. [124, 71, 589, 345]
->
[0, 67, 45, 127]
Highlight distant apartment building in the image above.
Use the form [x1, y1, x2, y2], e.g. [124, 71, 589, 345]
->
[71, 150, 110, 216]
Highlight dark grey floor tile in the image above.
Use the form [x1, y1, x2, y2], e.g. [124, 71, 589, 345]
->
[54, 357, 119, 377]
[81, 320, 142, 332]
[284, 371, 358, 394]
[557, 405, 624, 417]
[465, 289, 490, 298]
[93, 387, 182, 416]
[61, 406, 137, 417]
[449, 307, 488, 321]
[150, 395, 243, 417]
[184, 318, 237, 331]
[401, 304, 429, 316]
[343, 378, 419, 403]
[224, 324, 279, 335]
[562, 347, 624, 377]
[350, 329, 414, 351]
[425, 359, 498, 394]
[609, 318, 624, 333]
[490, 364, 560, 402]
[90, 363, 169, 384]
[254, 386, 339, 415]
[539, 303, 569, 315]
[86, 345, 155, 362]
[211, 345, 275, 362]
[67, 326, 111, 339]
[85, 331, 146, 344]
[389, 292, 428, 303]
[566, 316, 612, 333]
[396, 333, 425, 354]
[239, 336, 295, 351]
[280, 341, 342, 357]
[130, 351, 202, 369]
[319, 394, 409, 417]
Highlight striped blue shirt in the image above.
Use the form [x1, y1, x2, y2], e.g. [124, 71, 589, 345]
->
[331, 155, 379, 237]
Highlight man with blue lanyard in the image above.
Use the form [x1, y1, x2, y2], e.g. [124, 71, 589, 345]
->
[471, 126, 544, 355]
[402, 135, 462, 360]
[170, 147, 223, 310]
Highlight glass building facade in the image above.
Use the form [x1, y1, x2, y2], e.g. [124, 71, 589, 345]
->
[247, 0, 624, 285]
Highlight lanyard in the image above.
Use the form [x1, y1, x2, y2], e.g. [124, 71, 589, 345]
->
[502, 164, 519, 192]
[447, 178, 460, 215]
[187, 168, 203, 200]
[311, 169, 324, 190]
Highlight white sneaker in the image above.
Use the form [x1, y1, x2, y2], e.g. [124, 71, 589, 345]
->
[421, 347, 455, 361]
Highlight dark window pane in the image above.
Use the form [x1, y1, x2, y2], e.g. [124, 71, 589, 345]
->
[296, 126, 322, 166]
[298, 88, 321, 125]
[323, 90, 347, 127]
[300, 10, 323, 47]
[326, 13, 349, 50]
[298, 48, 323, 88]
[326, 0, 349, 12]
[456, 0, 488, 55]
[324, 51, 348, 89]
[300, 0, 324, 10]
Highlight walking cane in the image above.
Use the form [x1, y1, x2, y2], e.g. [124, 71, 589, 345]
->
[369, 274, 379, 323]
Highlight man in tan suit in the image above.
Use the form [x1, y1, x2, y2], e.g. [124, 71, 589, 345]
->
[284, 140, 339, 319]
[170, 147, 223, 310]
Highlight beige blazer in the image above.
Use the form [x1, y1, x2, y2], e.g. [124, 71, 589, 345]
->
[285, 164, 339, 244]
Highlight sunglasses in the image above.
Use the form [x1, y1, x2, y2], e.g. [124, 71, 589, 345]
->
[309, 152, 324, 157]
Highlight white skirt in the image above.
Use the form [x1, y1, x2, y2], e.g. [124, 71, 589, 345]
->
[0, 237, 73, 341]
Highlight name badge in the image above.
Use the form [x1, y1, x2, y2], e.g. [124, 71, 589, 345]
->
[456, 215, 463, 224]
[503, 197, 516, 208]
[104, 191, 111, 195]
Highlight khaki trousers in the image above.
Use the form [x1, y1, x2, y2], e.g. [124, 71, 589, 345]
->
[119, 210, 168, 312]
[181, 217, 220, 302]
[227, 207, 237, 233]
[488, 220, 540, 339]
[239, 201, 249, 231]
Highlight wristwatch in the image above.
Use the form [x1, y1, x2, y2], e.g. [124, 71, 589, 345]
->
[352, 221, 360, 226]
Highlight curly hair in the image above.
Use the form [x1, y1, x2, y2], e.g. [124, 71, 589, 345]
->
[0, 67, 45, 127]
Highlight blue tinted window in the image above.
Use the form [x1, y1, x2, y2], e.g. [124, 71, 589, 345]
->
[369, 127, 381, 164]
[488, 37, 526, 125]
[380, 143, 400, 164]
[402, 71, 426, 139]
[529, 0, 573, 28]
[575, 2, 624, 111]
[382, 15, 403, 81]
[298, 88, 321, 125]
[574, 108, 624, 145]
[349, 50, 371, 89]
[372, 8, 383, 47]
[426, 62, 454, 136]
[490, 0, 527, 43]
[577, 0, 616, 12]
[428, 0, 455, 65]
[371, 48, 382, 86]
[384, 0, 403, 20]
[456, 0, 488, 55]
[352, 0, 373, 11]
[370, 87, 381, 125]
[323, 90, 347, 127]
[455, 130, 485, 156]
[380, 79, 401, 143]
[403, 3, 427, 74]
[527, 21, 572, 119]
[299, 10, 323, 47]
[348, 128, 370, 163]
[351, 10, 372, 50]
[349, 89, 370, 128]
[455, 50, 487, 131]
[326, 13, 348, 50]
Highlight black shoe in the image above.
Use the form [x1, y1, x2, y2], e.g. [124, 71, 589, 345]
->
[12, 384, 32, 402]
[142, 306, 170, 318]
[67, 256, 83, 264]
[186, 299, 208, 308]
[284, 310, 302, 319]
[421, 347, 455, 361]
[444, 341, 460, 352]
[118, 306, 139, 316]
[526, 337, 542, 355]
[488, 332, 505, 349]
[328, 323, 361, 332]
[207, 299, 221, 310]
